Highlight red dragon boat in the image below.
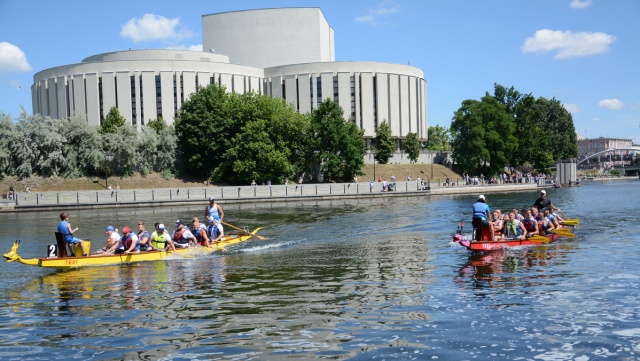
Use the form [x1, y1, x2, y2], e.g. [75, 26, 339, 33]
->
[452, 222, 566, 252]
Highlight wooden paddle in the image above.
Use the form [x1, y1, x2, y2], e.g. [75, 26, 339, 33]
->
[528, 234, 550, 243]
[557, 209, 580, 226]
[222, 221, 267, 240]
[553, 228, 576, 238]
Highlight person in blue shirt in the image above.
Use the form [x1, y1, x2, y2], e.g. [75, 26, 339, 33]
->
[57, 212, 87, 256]
[472, 195, 495, 242]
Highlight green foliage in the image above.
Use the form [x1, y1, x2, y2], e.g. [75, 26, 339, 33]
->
[102, 125, 138, 176]
[11, 112, 66, 177]
[0, 112, 15, 177]
[147, 117, 166, 133]
[373, 120, 395, 164]
[61, 115, 103, 178]
[451, 83, 578, 174]
[450, 95, 516, 175]
[610, 169, 620, 176]
[425, 125, 451, 151]
[212, 93, 309, 184]
[100, 107, 126, 135]
[308, 99, 365, 182]
[174, 83, 231, 178]
[403, 132, 421, 164]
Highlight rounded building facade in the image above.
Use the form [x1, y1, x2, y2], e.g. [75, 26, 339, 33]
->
[32, 7, 427, 144]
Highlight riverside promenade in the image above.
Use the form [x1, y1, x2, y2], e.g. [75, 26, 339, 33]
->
[0, 180, 542, 212]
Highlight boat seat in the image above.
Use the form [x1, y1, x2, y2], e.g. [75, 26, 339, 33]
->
[54, 232, 70, 258]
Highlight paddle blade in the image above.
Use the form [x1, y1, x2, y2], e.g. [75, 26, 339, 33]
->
[554, 230, 576, 238]
[562, 219, 580, 226]
[528, 235, 550, 243]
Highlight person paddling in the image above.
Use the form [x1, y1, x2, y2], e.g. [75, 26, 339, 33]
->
[472, 195, 495, 242]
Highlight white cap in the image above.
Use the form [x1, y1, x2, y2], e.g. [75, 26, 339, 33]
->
[540, 190, 546, 194]
[158, 223, 165, 230]
[478, 195, 485, 200]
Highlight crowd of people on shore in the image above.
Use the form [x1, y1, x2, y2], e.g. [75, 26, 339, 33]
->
[472, 190, 567, 242]
[56, 197, 227, 256]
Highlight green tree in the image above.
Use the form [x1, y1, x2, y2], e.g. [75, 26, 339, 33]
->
[425, 125, 451, 151]
[535, 97, 578, 162]
[61, 115, 103, 178]
[147, 117, 166, 133]
[212, 93, 309, 184]
[373, 120, 395, 164]
[450, 95, 516, 175]
[100, 107, 126, 135]
[174, 84, 233, 178]
[403, 132, 420, 164]
[11, 112, 66, 177]
[0, 112, 15, 177]
[308, 99, 365, 182]
[103, 125, 138, 176]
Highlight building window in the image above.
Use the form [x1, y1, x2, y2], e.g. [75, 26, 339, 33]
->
[155, 75, 162, 121]
[98, 77, 104, 123]
[130, 76, 137, 125]
[139, 75, 144, 125]
[372, 75, 377, 126]
[350, 75, 356, 120]
[316, 77, 322, 105]
[333, 75, 338, 103]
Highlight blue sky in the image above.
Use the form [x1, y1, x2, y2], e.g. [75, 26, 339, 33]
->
[1, 0, 638, 142]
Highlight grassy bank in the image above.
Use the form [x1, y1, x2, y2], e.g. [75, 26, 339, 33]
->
[0, 164, 460, 193]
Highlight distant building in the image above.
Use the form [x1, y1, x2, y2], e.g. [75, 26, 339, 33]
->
[31, 8, 427, 146]
[577, 137, 633, 158]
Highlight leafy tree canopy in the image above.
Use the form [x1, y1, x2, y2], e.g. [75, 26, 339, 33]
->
[403, 132, 421, 164]
[425, 125, 451, 151]
[100, 107, 126, 135]
[373, 120, 395, 164]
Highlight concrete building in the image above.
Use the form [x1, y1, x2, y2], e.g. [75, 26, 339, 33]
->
[32, 8, 427, 145]
[577, 137, 634, 158]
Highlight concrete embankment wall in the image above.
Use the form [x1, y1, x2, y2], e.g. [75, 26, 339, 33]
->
[1, 181, 541, 213]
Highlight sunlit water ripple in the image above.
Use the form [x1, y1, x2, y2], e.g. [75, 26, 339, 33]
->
[1, 180, 639, 360]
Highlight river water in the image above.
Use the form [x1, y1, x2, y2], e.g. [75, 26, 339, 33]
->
[0, 180, 639, 360]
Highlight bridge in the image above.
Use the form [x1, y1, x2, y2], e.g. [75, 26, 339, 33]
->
[576, 147, 640, 165]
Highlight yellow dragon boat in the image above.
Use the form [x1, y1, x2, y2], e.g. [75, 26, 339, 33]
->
[3, 228, 262, 270]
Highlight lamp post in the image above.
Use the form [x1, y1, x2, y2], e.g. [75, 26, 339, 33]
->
[102, 151, 114, 189]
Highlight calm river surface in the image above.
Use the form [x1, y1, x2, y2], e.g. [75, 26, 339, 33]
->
[1, 180, 639, 360]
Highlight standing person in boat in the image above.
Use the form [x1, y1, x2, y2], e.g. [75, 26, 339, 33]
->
[137, 222, 153, 251]
[205, 197, 225, 224]
[57, 212, 87, 256]
[172, 220, 197, 248]
[191, 217, 210, 246]
[534, 190, 561, 213]
[118, 226, 140, 254]
[208, 218, 225, 243]
[150, 223, 176, 252]
[503, 211, 528, 240]
[472, 195, 495, 242]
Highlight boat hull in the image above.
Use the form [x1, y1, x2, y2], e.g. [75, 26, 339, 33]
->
[4, 229, 261, 270]
[455, 233, 560, 251]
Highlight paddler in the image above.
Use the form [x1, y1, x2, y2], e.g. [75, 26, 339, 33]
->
[472, 195, 495, 242]
[205, 197, 225, 224]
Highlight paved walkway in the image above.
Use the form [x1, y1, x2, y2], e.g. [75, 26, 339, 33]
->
[1, 180, 543, 212]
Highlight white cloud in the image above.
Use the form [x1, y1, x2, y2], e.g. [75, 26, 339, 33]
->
[521, 29, 615, 59]
[598, 99, 624, 110]
[355, 1, 400, 26]
[563, 103, 580, 113]
[0, 42, 32, 73]
[570, 0, 593, 9]
[120, 14, 191, 42]
[166, 44, 203, 52]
